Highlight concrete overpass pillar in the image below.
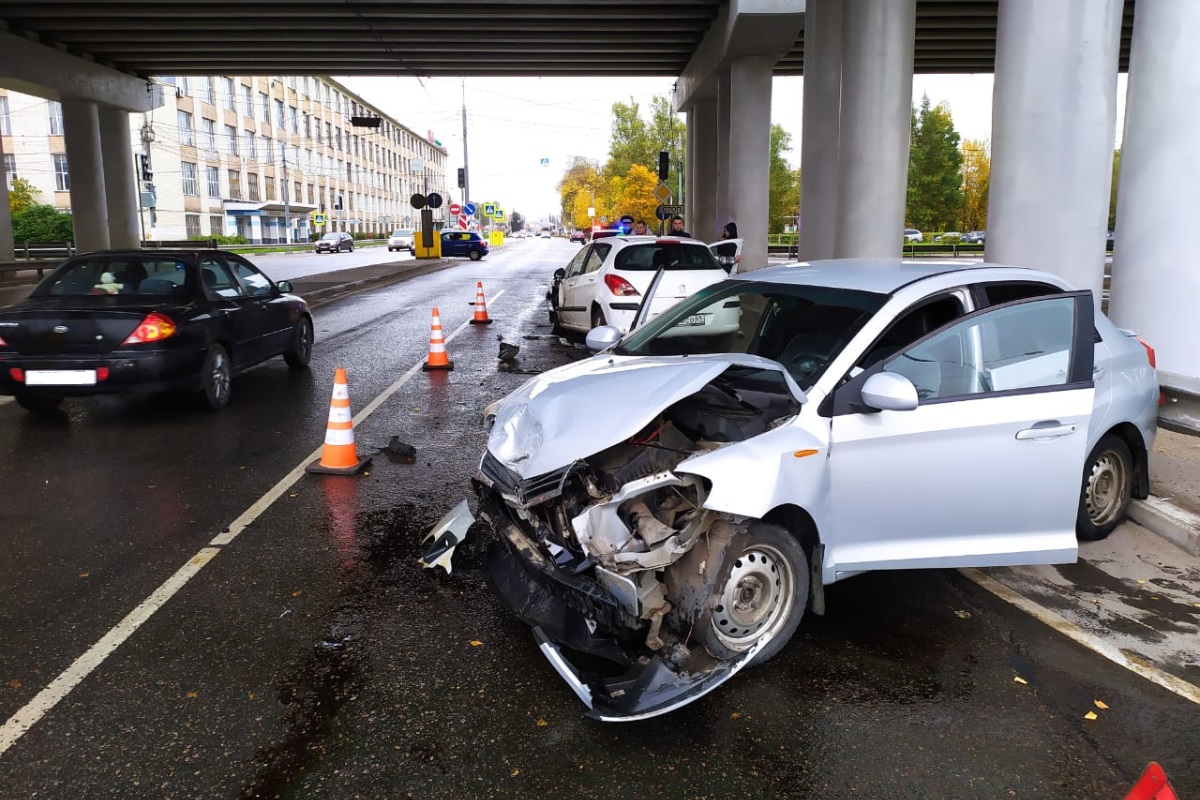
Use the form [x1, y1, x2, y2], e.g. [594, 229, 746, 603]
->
[98, 107, 140, 249]
[986, 0, 1124, 298]
[0, 133, 14, 262]
[61, 99, 110, 251]
[728, 57, 774, 271]
[688, 99, 719, 243]
[715, 70, 732, 235]
[1109, 0, 1200, 399]
[798, 0, 843, 261]
[834, 0, 915, 258]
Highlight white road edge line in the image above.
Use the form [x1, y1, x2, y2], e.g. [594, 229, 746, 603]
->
[0, 293, 504, 758]
[960, 567, 1200, 706]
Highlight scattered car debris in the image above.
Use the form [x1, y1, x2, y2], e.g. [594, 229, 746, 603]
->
[382, 436, 417, 462]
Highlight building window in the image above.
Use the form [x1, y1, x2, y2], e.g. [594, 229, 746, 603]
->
[261, 135, 272, 163]
[206, 165, 220, 197]
[222, 77, 235, 111]
[53, 153, 70, 191]
[185, 214, 201, 238]
[307, 183, 315, 205]
[225, 125, 238, 156]
[273, 98, 284, 130]
[48, 101, 64, 136]
[200, 118, 216, 151]
[210, 214, 224, 236]
[288, 106, 298, 134]
[0, 96, 9, 135]
[244, 131, 256, 161]
[181, 161, 198, 195]
[248, 172, 260, 201]
[264, 175, 275, 201]
[241, 84, 253, 117]
[259, 91, 270, 123]
[4, 153, 16, 183]
[294, 181, 302, 203]
[229, 170, 242, 199]
[198, 78, 213, 105]
[178, 110, 194, 146]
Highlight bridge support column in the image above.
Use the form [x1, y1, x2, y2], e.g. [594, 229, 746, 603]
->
[728, 57, 773, 271]
[714, 70, 731, 237]
[799, 0, 843, 261]
[0, 132, 13, 262]
[1109, 0, 1200, 399]
[687, 98, 718, 243]
[61, 99, 110, 251]
[99, 107, 140, 249]
[986, 0, 1124, 298]
[834, 0, 915, 258]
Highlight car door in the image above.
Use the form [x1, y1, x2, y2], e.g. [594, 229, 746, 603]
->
[825, 292, 1095, 575]
[199, 255, 265, 367]
[225, 254, 296, 357]
[566, 243, 610, 326]
[555, 245, 593, 330]
[709, 238, 741, 274]
[441, 232, 464, 257]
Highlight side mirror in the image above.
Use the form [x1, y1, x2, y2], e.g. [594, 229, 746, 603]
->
[861, 371, 919, 411]
[585, 324, 622, 352]
[553, 267, 566, 281]
[277, 280, 294, 293]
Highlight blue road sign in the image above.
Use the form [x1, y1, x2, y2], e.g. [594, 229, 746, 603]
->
[464, 202, 476, 215]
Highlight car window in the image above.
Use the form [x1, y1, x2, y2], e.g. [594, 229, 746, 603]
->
[226, 257, 274, 297]
[200, 257, 246, 299]
[581, 245, 608, 275]
[977, 281, 1062, 306]
[614, 242, 720, 272]
[393, 229, 413, 237]
[883, 295, 1078, 402]
[563, 247, 590, 278]
[858, 295, 965, 370]
[36, 256, 189, 299]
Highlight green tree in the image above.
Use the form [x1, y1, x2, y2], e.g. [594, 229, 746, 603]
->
[960, 138, 991, 232]
[8, 176, 40, 215]
[906, 95, 964, 231]
[769, 124, 800, 235]
[1108, 148, 1121, 231]
[12, 204, 75, 242]
[510, 210, 525, 233]
[647, 96, 686, 198]
[605, 99, 655, 180]
[557, 156, 607, 231]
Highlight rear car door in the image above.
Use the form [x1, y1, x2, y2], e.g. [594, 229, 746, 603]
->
[224, 254, 296, 357]
[826, 292, 1095, 575]
[199, 256, 265, 366]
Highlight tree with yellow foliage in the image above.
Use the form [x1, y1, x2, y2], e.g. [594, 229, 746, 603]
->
[616, 164, 659, 228]
[960, 138, 990, 232]
[557, 157, 608, 232]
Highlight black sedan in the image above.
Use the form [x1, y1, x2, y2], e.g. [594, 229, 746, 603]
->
[0, 250, 313, 412]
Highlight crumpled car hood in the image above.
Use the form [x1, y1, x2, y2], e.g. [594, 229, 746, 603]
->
[487, 354, 804, 479]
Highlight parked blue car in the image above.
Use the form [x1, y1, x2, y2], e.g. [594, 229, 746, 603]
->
[441, 230, 489, 261]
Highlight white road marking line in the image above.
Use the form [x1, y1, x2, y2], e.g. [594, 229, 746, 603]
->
[0, 397, 12, 406]
[0, 293, 505, 758]
[960, 568, 1200, 705]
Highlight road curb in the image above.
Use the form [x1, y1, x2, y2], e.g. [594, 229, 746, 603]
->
[1128, 496, 1200, 556]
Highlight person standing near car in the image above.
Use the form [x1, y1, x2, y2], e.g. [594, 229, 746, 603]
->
[670, 215, 691, 238]
[618, 214, 634, 235]
[633, 219, 650, 236]
[721, 222, 742, 267]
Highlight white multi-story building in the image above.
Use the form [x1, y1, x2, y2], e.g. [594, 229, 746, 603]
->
[1, 75, 447, 244]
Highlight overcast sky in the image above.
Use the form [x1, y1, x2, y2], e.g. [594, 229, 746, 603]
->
[338, 73, 1127, 224]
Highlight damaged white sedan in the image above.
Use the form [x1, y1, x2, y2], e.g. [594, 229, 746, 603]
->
[424, 258, 1158, 721]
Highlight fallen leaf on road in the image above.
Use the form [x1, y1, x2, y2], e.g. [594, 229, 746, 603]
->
[292, 590, 302, 597]
[9, 680, 20, 689]
[470, 640, 484, 647]
[730, 711, 742, 718]
[186, 691, 198, 699]
[511, 769, 520, 777]
[79, 572, 90, 579]
[536, 718, 547, 727]
[1084, 711, 1098, 720]
[1136, 579, 1147, 584]
[1095, 700, 1109, 710]
[1013, 676, 1028, 685]
[954, 609, 971, 619]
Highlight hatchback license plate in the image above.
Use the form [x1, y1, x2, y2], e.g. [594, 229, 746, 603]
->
[25, 370, 97, 386]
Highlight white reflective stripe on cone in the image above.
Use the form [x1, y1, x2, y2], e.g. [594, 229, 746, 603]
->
[429, 342, 447, 353]
[324, 428, 356, 446]
[332, 385, 349, 400]
[327, 406, 352, 424]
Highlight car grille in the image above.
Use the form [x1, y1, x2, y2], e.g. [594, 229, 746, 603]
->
[478, 451, 572, 509]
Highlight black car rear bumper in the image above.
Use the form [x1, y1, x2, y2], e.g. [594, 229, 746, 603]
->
[0, 347, 207, 396]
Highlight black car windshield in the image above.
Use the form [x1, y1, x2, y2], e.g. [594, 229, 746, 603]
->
[32, 255, 193, 300]
[613, 242, 720, 272]
[616, 280, 887, 388]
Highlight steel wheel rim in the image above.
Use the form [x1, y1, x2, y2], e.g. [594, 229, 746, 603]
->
[711, 543, 794, 652]
[1086, 449, 1128, 527]
[299, 321, 313, 360]
[209, 351, 230, 402]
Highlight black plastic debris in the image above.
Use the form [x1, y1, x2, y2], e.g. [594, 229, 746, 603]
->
[383, 436, 417, 462]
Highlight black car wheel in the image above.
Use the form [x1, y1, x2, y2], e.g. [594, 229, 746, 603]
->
[591, 306, 607, 330]
[698, 522, 809, 667]
[468, 249, 482, 261]
[15, 393, 64, 413]
[1077, 434, 1134, 541]
[347, 242, 354, 252]
[199, 343, 232, 411]
[284, 316, 314, 368]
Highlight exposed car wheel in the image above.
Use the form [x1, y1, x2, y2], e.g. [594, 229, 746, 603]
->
[348, 243, 354, 252]
[699, 522, 809, 667]
[1077, 434, 1134, 541]
[591, 306, 607, 330]
[15, 393, 64, 413]
[468, 249, 482, 261]
[284, 316, 314, 368]
[199, 344, 232, 411]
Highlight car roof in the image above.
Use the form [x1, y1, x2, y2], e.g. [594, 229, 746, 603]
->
[741, 258, 1037, 295]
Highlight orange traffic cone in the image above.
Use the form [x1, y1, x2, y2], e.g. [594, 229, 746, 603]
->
[469, 281, 493, 325]
[422, 307, 454, 371]
[306, 368, 372, 475]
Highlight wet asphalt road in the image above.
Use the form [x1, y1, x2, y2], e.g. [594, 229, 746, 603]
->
[0, 239, 1196, 798]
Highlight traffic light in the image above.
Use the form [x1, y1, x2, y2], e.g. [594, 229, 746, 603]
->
[457, 167, 466, 188]
[333, 195, 344, 210]
[138, 153, 152, 182]
[658, 151, 669, 181]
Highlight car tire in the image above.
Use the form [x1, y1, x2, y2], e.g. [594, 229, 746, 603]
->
[468, 249, 482, 261]
[698, 521, 809, 667]
[348, 243, 354, 252]
[1077, 433, 1134, 541]
[198, 343, 232, 411]
[15, 393, 64, 413]
[591, 306, 607, 330]
[283, 316, 314, 369]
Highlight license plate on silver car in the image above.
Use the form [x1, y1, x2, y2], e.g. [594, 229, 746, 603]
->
[678, 314, 707, 327]
[25, 370, 97, 386]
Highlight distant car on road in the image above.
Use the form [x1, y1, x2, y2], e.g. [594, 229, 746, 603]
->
[0, 250, 312, 413]
[903, 229, 923, 243]
[388, 229, 415, 253]
[315, 232, 354, 253]
[440, 230, 488, 261]
[569, 231, 587, 244]
[540, 230, 552, 239]
[961, 230, 986, 244]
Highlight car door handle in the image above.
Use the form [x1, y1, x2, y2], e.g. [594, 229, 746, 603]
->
[1015, 423, 1078, 440]
[1092, 366, 1106, 378]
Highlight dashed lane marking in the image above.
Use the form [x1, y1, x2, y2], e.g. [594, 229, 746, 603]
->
[0, 293, 504, 758]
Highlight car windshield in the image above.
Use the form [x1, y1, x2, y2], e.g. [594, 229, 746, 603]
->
[392, 229, 413, 237]
[613, 242, 721, 272]
[32, 255, 193, 300]
[616, 280, 887, 388]
[321, 233, 341, 241]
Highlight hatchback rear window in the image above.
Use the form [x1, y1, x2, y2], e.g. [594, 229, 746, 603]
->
[613, 243, 720, 272]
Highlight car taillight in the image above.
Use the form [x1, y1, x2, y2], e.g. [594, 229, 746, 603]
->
[604, 274, 640, 297]
[0, 334, 7, 347]
[122, 312, 177, 345]
[9, 368, 24, 382]
[1135, 336, 1166, 406]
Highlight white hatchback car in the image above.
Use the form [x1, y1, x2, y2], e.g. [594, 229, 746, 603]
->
[548, 236, 729, 334]
[387, 229, 415, 253]
[428, 258, 1158, 721]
